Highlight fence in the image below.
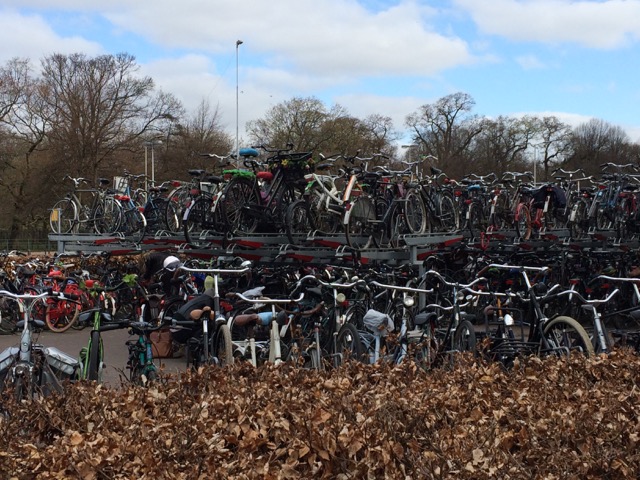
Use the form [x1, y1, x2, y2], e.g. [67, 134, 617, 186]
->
[0, 233, 56, 255]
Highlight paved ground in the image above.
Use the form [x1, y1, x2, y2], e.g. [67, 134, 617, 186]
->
[0, 326, 188, 388]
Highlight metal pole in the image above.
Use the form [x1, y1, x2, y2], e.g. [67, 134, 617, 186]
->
[144, 145, 148, 192]
[151, 145, 155, 187]
[236, 40, 243, 161]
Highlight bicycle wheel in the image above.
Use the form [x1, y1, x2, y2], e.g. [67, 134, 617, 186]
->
[285, 199, 314, 244]
[183, 196, 216, 247]
[335, 323, 364, 365]
[220, 177, 259, 234]
[438, 191, 459, 233]
[466, 201, 487, 239]
[144, 197, 169, 233]
[50, 198, 77, 234]
[93, 196, 122, 234]
[166, 187, 189, 233]
[453, 320, 477, 354]
[308, 184, 340, 234]
[122, 207, 147, 243]
[515, 204, 532, 240]
[615, 197, 632, 240]
[568, 200, 588, 240]
[543, 316, 594, 357]
[372, 198, 393, 248]
[489, 192, 510, 232]
[404, 189, 427, 234]
[45, 297, 80, 333]
[87, 331, 102, 381]
[212, 323, 234, 367]
[344, 196, 375, 250]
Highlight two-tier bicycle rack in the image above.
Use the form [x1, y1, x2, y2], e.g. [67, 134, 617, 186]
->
[48, 225, 640, 268]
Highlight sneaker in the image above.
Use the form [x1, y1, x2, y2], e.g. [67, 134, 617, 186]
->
[172, 343, 185, 358]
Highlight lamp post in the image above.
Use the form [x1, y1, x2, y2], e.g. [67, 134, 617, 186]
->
[143, 139, 163, 189]
[236, 39, 243, 161]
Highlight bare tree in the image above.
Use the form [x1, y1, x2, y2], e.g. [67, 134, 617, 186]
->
[0, 58, 53, 242]
[405, 92, 484, 172]
[164, 98, 234, 175]
[568, 118, 633, 174]
[470, 115, 537, 177]
[40, 52, 183, 180]
[535, 116, 573, 179]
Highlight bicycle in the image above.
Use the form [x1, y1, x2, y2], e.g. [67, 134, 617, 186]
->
[77, 279, 132, 382]
[0, 289, 80, 401]
[50, 175, 120, 235]
[476, 263, 594, 358]
[124, 316, 165, 385]
[111, 172, 148, 243]
[217, 144, 313, 236]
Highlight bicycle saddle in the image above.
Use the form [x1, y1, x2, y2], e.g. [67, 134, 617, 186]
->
[188, 169, 205, 176]
[239, 148, 259, 158]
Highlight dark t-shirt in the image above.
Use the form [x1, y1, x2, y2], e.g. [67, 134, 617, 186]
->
[142, 252, 172, 282]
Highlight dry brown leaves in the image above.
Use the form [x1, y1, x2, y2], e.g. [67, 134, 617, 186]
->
[1, 351, 639, 479]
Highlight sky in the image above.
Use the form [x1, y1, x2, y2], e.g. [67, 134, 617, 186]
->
[1, 0, 640, 149]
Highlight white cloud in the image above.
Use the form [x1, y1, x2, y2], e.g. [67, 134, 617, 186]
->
[103, 0, 477, 77]
[0, 10, 102, 63]
[454, 0, 640, 48]
[516, 54, 546, 70]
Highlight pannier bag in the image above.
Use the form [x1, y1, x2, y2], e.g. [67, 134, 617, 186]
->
[150, 328, 173, 358]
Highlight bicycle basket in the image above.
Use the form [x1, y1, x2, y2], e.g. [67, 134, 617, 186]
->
[278, 153, 314, 179]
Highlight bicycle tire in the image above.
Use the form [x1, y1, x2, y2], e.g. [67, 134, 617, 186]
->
[404, 188, 427, 234]
[438, 191, 459, 233]
[212, 323, 234, 367]
[515, 203, 532, 240]
[344, 196, 375, 250]
[568, 200, 588, 239]
[285, 199, 314, 244]
[93, 196, 122, 234]
[50, 198, 77, 234]
[87, 331, 102, 381]
[335, 323, 364, 365]
[308, 183, 340, 234]
[45, 298, 80, 333]
[453, 319, 477, 354]
[144, 197, 169, 233]
[543, 315, 594, 357]
[489, 192, 510, 231]
[372, 197, 392, 248]
[183, 196, 216, 247]
[123, 207, 147, 243]
[466, 201, 487, 239]
[220, 177, 259, 235]
[165, 186, 189, 233]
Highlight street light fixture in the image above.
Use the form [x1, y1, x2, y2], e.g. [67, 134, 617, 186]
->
[236, 39, 243, 162]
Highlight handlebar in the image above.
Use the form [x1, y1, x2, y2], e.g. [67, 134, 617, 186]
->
[232, 292, 305, 304]
[423, 270, 488, 289]
[177, 266, 251, 276]
[548, 288, 619, 306]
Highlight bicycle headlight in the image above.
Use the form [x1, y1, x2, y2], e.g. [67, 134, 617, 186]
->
[403, 295, 415, 308]
[336, 293, 347, 304]
[504, 313, 514, 326]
